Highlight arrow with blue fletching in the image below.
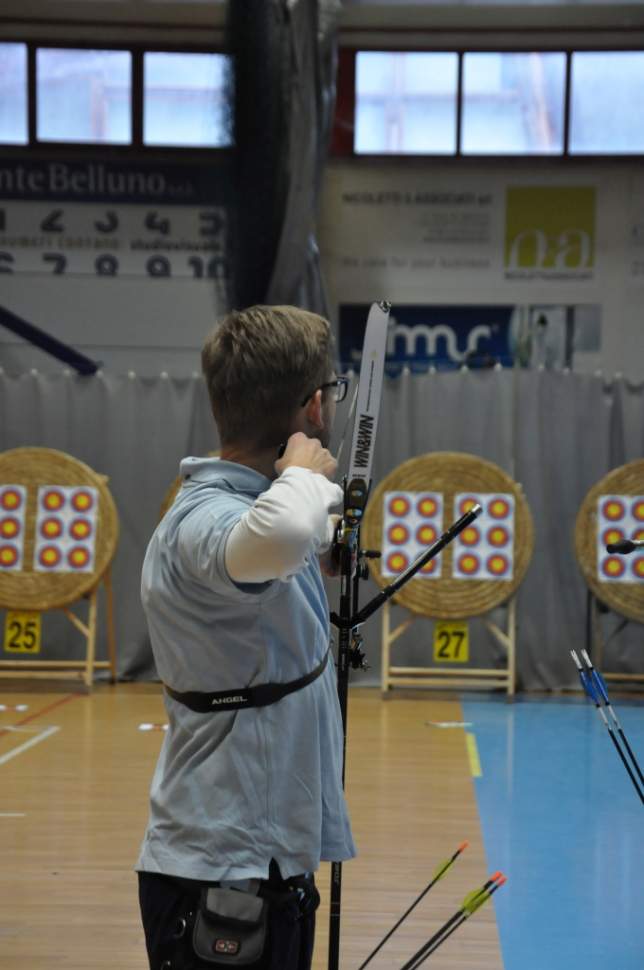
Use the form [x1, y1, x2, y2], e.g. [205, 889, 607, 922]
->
[571, 649, 644, 805]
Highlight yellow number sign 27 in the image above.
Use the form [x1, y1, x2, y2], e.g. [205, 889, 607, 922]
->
[433, 621, 469, 663]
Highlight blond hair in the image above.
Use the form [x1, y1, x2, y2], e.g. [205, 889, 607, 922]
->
[202, 305, 334, 447]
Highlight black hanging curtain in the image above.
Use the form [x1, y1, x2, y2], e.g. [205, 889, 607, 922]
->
[227, 0, 341, 312]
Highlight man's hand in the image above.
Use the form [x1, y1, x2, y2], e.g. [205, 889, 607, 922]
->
[274, 432, 337, 481]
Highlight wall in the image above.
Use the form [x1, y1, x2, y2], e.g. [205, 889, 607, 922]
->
[2, 156, 644, 379]
[319, 159, 644, 379]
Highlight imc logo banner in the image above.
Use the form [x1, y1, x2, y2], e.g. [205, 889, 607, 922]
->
[339, 304, 514, 372]
[504, 186, 596, 278]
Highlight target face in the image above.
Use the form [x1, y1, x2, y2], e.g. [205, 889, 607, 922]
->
[69, 518, 92, 541]
[386, 551, 410, 574]
[0, 485, 27, 571]
[387, 523, 410, 546]
[452, 493, 516, 580]
[632, 557, 644, 580]
[39, 545, 62, 569]
[597, 495, 644, 584]
[383, 492, 444, 578]
[0, 544, 20, 569]
[457, 552, 480, 575]
[388, 495, 411, 517]
[34, 485, 98, 573]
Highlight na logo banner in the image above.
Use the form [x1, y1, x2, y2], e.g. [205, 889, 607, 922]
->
[504, 186, 596, 279]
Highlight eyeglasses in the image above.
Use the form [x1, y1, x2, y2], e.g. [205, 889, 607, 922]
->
[300, 376, 349, 407]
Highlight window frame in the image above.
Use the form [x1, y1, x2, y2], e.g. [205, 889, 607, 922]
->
[0, 38, 232, 157]
[334, 45, 644, 162]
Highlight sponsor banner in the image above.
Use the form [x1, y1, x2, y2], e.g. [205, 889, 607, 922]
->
[504, 186, 596, 281]
[341, 304, 514, 371]
[0, 201, 227, 280]
[340, 303, 601, 372]
[323, 172, 497, 286]
[0, 158, 230, 281]
[0, 159, 230, 205]
[321, 169, 601, 291]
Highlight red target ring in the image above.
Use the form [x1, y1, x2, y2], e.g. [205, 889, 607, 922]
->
[602, 527, 624, 548]
[0, 517, 21, 539]
[387, 524, 409, 546]
[69, 518, 92, 541]
[68, 547, 91, 570]
[488, 525, 510, 547]
[601, 556, 626, 579]
[459, 496, 479, 516]
[602, 498, 625, 522]
[488, 497, 511, 520]
[631, 499, 644, 521]
[1, 488, 23, 511]
[39, 545, 62, 569]
[487, 553, 510, 577]
[40, 517, 63, 540]
[0, 544, 19, 568]
[388, 495, 410, 517]
[417, 496, 438, 518]
[71, 489, 94, 513]
[42, 488, 65, 512]
[457, 552, 480, 575]
[632, 557, 644, 580]
[386, 551, 409, 574]
[460, 526, 480, 547]
[416, 524, 437, 545]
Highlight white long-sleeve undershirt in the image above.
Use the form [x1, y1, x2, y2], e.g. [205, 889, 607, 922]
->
[224, 466, 343, 583]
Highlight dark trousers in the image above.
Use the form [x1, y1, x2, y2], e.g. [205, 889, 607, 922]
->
[138, 864, 317, 970]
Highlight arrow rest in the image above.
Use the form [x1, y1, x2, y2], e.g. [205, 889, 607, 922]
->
[350, 631, 369, 671]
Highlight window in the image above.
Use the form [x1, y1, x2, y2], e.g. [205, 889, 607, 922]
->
[36, 48, 132, 144]
[462, 52, 566, 155]
[570, 52, 644, 154]
[355, 51, 459, 154]
[143, 52, 231, 147]
[0, 43, 28, 144]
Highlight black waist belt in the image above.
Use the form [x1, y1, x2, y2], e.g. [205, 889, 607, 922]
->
[164, 648, 330, 713]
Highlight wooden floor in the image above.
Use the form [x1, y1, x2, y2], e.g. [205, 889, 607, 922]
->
[0, 683, 503, 970]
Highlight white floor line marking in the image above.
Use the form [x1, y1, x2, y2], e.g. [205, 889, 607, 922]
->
[0, 813, 26, 817]
[0, 726, 60, 766]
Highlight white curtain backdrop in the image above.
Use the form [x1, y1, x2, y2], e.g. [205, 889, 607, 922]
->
[1, 368, 642, 688]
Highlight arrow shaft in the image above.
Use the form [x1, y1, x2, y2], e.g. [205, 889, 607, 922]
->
[398, 881, 493, 970]
[574, 651, 644, 804]
[356, 847, 465, 970]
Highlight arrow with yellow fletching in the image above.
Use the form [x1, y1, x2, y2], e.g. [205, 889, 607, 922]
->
[356, 841, 469, 970]
[399, 872, 507, 970]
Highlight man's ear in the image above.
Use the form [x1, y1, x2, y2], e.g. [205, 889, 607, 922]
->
[303, 389, 324, 430]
